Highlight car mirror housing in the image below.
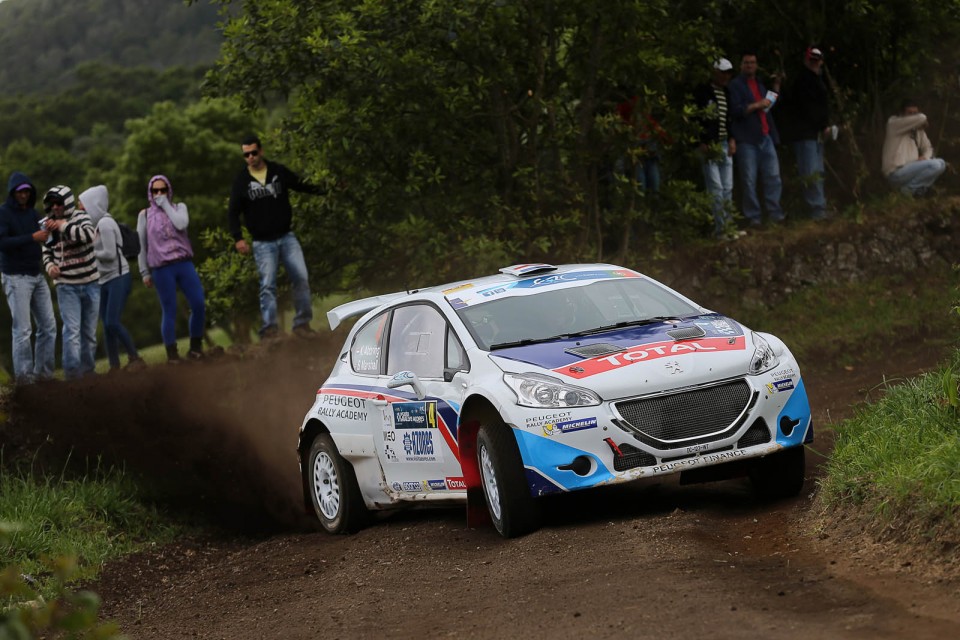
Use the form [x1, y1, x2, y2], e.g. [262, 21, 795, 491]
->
[387, 370, 426, 400]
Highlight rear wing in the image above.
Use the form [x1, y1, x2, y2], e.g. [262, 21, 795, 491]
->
[326, 291, 410, 330]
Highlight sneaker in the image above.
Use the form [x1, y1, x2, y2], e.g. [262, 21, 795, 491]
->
[124, 357, 147, 372]
[293, 325, 318, 339]
[260, 325, 281, 341]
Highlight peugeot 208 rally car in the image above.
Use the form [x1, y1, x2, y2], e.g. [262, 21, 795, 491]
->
[298, 263, 812, 537]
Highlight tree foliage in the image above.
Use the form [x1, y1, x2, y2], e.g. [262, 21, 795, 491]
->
[0, 0, 224, 93]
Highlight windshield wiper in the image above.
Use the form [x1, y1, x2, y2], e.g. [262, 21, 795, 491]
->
[489, 335, 568, 351]
[564, 316, 683, 338]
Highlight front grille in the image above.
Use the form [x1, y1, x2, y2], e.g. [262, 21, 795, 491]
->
[737, 418, 771, 448]
[615, 379, 752, 449]
[612, 443, 657, 471]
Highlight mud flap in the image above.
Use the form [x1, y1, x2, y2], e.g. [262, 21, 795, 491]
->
[458, 420, 492, 528]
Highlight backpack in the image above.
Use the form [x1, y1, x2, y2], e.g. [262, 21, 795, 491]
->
[116, 221, 141, 260]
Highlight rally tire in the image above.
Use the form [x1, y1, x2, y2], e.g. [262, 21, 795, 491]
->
[307, 434, 369, 534]
[749, 445, 806, 499]
[477, 424, 541, 538]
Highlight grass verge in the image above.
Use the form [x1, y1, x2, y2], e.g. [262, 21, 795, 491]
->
[817, 350, 960, 536]
[0, 461, 181, 601]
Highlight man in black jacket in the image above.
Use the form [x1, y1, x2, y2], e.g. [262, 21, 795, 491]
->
[784, 47, 831, 220]
[228, 136, 324, 339]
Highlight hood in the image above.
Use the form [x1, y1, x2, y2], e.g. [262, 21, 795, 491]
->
[489, 313, 753, 399]
[78, 185, 109, 226]
[5, 171, 36, 210]
[42, 185, 76, 219]
[147, 174, 173, 206]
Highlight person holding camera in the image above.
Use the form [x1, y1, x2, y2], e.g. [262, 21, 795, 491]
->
[40, 185, 104, 379]
[0, 172, 56, 384]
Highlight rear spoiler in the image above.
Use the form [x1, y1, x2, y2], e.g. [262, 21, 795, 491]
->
[326, 291, 410, 330]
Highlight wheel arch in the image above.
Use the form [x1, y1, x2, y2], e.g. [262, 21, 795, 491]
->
[298, 418, 331, 515]
[457, 394, 509, 528]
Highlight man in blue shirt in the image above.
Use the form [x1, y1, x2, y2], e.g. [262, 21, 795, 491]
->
[728, 53, 786, 227]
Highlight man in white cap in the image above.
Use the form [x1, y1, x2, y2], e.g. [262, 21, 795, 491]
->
[693, 58, 738, 238]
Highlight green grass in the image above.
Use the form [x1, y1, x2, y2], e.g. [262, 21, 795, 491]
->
[818, 350, 960, 527]
[0, 463, 181, 600]
[733, 269, 958, 367]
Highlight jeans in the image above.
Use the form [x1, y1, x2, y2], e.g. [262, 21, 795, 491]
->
[1, 273, 57, 383]
[792, 139, 827, 219]
[736, 135, 784, 224]
[886, 159, 947, 196]
[99, 273, 138, 369]
[615, 155, 661, 193]
[701, 140, 734, 234]
[57, 281, 100, 379]
[152, 260, 206, 346]
[252, 232, 313, 334]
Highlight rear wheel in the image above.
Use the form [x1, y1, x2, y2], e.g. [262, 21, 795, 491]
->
[307, 434, 369, 533]
[749, 445, 806, 499]
[477, 424, 541, 538]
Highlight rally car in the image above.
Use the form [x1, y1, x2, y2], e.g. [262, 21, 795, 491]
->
[298, 263, 812, 538]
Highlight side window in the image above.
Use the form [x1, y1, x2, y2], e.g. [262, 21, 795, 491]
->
[446, 326, 468, 372]
[350, 312, 388, 374]
[386, 305, 447, 379]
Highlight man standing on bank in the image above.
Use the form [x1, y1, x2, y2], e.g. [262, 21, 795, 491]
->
[227, 135, 324, 339]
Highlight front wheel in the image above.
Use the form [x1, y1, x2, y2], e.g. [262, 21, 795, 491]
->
[477, 424, 541, 538]
[307, 434, 369, 534]
[749, 446, 806, 499]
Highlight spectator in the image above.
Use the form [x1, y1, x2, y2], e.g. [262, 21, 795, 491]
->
[41, 185, 100, 379]
[138, 175, 206, 361]
[616, 94, 669, 194]
[693, 58, 738, 237]
[228, 135, 324, 339]
[81, 185, 142, 371]
[0, 172, 56, 383]
[728, 52, 786, 227]
[881, 99, 947, 197]
[783, 46, 831, 220]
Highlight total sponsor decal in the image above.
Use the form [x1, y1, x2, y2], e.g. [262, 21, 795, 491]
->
[392, 401, 438, 429]
[651, 449, 747, 473]
[542, 417, 598, 437]
[766, 379, 795, 394]
[401, 430, 443, 462]
[316, 393, 368, 421]
[445, 477, 467, 490]
[555, 336, 746, 379]
[426, 479, 447, 491]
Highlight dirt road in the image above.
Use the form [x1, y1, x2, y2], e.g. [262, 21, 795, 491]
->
[6, 336, 959, 639]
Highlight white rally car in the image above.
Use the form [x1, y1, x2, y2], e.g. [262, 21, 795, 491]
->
[298, 263, 812, 537]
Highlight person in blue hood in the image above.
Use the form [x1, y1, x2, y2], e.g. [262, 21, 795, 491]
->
[0, 171, 57, 383]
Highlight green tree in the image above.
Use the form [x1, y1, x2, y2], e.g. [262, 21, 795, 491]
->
[204, 0, 716, 291]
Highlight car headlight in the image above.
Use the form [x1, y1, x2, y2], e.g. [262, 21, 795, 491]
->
[503, 373, 601, 408]
[748, 332, 780, 375]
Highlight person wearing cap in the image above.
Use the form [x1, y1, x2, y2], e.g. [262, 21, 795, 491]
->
[0, 172, 57, 383]
[781, 46, 831, 220]
[693, 57, 738, 238]
[881, 99, 947, 197]
[728, 52, 786, 227]
[41, 185, 107, 379]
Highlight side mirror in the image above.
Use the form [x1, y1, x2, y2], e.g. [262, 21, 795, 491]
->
[387, 370, 426, 400]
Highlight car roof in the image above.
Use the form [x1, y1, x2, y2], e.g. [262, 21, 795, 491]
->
[326, 263, 635, 329]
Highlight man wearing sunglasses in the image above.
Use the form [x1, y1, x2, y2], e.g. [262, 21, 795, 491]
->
[41, 185, 100, 379]
[227, 135, 325, 340]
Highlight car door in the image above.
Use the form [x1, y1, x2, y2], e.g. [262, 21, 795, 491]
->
[375, 303, 468, 495]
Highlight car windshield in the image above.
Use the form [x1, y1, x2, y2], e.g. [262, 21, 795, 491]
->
[455, 278, 701, 350]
